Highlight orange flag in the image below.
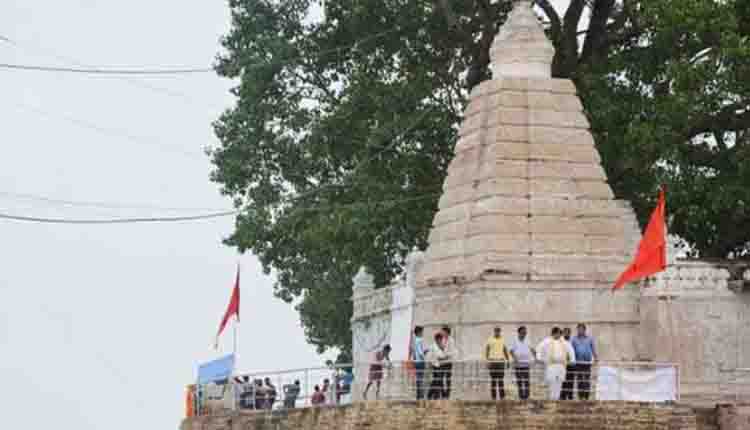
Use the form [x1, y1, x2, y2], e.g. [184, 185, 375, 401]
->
[612, 188, 667, 291]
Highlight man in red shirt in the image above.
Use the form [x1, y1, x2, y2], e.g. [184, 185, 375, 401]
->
[311, 385, 325, 406]
[363, 344, 392, 400]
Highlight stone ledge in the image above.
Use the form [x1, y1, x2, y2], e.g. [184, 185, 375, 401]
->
[182, 400, 707, 430]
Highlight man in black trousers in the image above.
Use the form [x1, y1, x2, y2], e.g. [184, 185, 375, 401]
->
[560, 327, 575, 400]
[440, 326, 458, 399]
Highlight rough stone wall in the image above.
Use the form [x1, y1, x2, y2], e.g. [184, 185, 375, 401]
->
[640, 261, 750, 393]
[717, 403, 750, 430]
[182, 400, 705, 430]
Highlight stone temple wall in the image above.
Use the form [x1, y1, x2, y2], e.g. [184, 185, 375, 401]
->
[640, 260, 750, 400]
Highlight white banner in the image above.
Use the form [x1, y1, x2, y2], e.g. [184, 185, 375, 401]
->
[596, 366, 677, 402]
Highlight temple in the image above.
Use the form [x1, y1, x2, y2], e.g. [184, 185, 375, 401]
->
[351, 0, 750, 403]
[182, 4, 750, 430]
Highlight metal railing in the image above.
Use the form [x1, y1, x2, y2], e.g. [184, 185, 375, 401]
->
[189, 364, 355, 416]
[186, 360, 680, 417]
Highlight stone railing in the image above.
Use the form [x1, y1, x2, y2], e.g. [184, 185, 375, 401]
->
[351, 282, 395, 322]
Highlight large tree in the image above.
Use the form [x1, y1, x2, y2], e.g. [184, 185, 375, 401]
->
[210, 0, 750, 358]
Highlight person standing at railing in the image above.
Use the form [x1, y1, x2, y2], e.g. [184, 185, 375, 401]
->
[264, 377, 277, 410]
[560, 327, 575, 400]
[509, 326, 535, 400]
[485, 327, 511, 400]
[570, 323, 597, 400]
[185, 384, 196, 417]
[338, 368, 353, 404]
[311, 385, 325, 406]
[283, 380, 301, 408]
[322, 378, 333, 405]
[235, 376, 254, 410]
[536, 327, 576, 400]
[363, 344, 392, 400]
[428, 332, 449, 399]
[439, 326, 459, 399]
[412, 325, 428, 400]
[253, 379, 267, 409]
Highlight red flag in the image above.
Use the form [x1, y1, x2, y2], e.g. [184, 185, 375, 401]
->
[612, 188, 667, 291]
[215, 266, 240, 347]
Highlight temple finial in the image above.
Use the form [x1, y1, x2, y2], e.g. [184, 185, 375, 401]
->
[490, 0, 555, 78]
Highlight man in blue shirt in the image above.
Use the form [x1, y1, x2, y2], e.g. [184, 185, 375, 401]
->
[570, 323, 598, 399]
[412, 325, 427, 400]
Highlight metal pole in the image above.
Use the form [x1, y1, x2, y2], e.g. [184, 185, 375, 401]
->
[233, 320, 238, 356]
[304, 368, 309, 407]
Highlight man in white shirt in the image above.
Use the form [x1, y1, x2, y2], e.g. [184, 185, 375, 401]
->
[536, 327, 576, 400]
[440, 326, 459, 399]
[509, 326, 534, 400]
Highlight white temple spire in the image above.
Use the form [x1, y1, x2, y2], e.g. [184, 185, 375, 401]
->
[490, 0, 555, 78]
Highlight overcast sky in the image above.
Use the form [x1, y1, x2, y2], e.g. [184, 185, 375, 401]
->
[0, 2, 336, 430]
[0, 1, 570, 429]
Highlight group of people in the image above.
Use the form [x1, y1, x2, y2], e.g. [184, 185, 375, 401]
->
[312, 368, 354, 406]
[234, 376, 278, 410]
[401, 323, 597, 401]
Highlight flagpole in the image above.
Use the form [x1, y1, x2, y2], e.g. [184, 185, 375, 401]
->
[233, 318, 238, 356]
[234, 262, 240, 358]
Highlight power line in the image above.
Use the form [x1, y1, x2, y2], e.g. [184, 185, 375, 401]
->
[0, 192, 441, 225]
[12, 103, 206, 161]
[0, 25, 406, 78]
[0, 190, 230, 212]
[0, 211, 237, 224]
[0, 35, 221, 107]
[0, 63, 213, 74]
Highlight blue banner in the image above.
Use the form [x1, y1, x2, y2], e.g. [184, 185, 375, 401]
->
[197, 354, 235, 384]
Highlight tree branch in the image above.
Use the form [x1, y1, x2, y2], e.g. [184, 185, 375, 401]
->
[604, 0, 643, 50]
[466, 0, 498, 90]
[550, 0, 586, 77]
[686, 105, 750, 139]
[536, 0, 562, 43]
[434, 0, 472, 39]
[580, 0, 616, 66]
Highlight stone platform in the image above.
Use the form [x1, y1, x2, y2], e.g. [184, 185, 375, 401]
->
[180, 400, 742, 430]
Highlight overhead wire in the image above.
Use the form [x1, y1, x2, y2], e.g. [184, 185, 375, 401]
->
[0, 25, 406, 77]
[0, 23, 435, 225]
[0, 34, 222, 106]
[1, 24, 415, 163]
[0, 63, 213, 74]
[0, 190, 230, 212]
[0, 191, 441, 224]
[0, 101, 436, 225]
[0, 211, 238, 224]
[11, 103, 206, 161]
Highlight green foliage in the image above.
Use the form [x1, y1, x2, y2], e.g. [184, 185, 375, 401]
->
[582, 0, 750, 258]
[210, 0, 750, 358]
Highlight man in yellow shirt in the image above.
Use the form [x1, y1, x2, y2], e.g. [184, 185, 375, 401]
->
[485, 327, 510, 400]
